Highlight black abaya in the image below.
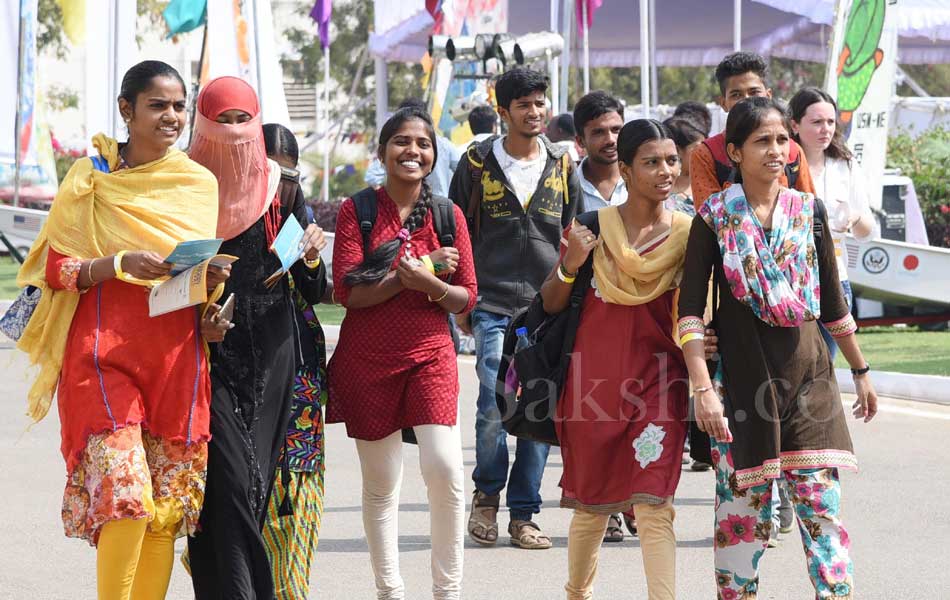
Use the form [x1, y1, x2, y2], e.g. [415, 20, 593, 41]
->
[189, 182, 327, 600]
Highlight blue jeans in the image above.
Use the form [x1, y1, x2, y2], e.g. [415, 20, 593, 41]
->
[819, 280, 854, 360]
[470, 308, 551, 521]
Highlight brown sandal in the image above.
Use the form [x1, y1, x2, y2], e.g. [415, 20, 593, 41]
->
[508, 519, 553, 549]
[603, 513, 624, 543]
[467, 491, 499, 546]
[623, 512, 638, 537]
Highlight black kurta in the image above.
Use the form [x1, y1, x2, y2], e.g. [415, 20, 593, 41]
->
[677, 197, 856, 490]
[189, 182, 327, 600]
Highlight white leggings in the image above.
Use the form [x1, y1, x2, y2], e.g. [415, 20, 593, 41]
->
[355, 425, 465, 600]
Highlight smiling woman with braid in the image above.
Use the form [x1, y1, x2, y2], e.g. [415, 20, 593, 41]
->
[327, 107, 476, 600]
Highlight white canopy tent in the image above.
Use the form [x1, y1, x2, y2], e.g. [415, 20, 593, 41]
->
[370, 0, 950, 127]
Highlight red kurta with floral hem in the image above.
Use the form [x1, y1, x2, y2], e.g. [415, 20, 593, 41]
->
[327, 189, 477, 440]
[49, 247, 211, 474]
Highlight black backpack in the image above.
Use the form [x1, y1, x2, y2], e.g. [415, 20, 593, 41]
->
[493, 210, 600, 447]
[350, 187, 459, 444]
[351, 187, 457, 251]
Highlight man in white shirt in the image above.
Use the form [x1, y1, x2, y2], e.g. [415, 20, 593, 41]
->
[467, 104, 497, 146]
[573, 91, 627, 211]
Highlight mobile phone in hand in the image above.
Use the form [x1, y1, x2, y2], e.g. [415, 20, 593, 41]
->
[216, 293, 235, 324]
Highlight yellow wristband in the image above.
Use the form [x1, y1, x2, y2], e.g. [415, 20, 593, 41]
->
[420, 255, 436, 275]
[113, 250, 128, 281]
[556, 263, 576, 284]
[679, 332, 705, 347]
[304, 256, 322, 269]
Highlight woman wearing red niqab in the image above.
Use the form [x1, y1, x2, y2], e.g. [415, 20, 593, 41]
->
[186, 76, 329, 600]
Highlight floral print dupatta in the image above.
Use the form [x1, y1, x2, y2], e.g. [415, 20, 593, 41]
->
[699, 185, 820, 327]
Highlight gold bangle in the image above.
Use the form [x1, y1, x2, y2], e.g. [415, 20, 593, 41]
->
[428, 283, 450, 303]
[84, 260, 97, 286]
[420, 255, 436, 274]
[304, 255, 321, 269]
[113, 251, 128, 280]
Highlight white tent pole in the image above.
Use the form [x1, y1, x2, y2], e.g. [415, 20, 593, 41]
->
[550, 0, 560, 114]
[582, 1, 590, 93]
[649, 0, 658, 107]
[639, 0, 650, 118]
[375, 55, 388, 136]
[560, 0, 573, 113]
[322, 43, 330, 203]
[13, 1, 27, 209]
[823, 0, 848, 95]
[251, 0, 263, 115]
[733, 0, 742, 51]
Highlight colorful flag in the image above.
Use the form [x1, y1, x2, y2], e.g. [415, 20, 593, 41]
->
[826, 0, 899, 209]
[163, 0, 208, 37]
[310, 0, 332, 50]
[575, 0, 603, 29]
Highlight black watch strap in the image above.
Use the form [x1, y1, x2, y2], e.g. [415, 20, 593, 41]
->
[850, 363, 871, 376]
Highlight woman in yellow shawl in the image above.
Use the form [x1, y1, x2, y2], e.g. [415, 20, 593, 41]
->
[16, 60, 228, 600]
[540, 119, 691, 600]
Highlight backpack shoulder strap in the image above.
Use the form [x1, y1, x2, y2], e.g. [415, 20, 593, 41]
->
[466, 146, 485, 238]
[811, 194, 825, 254]
[702, 135, 735, 188]
[785, 142, 801, 189]
[569, 210, 600, 307]
[575, 208, 600, 236]
[351, 187, 378, 252]
[430, 195, 457, 247]
[559, 152, 574, 205]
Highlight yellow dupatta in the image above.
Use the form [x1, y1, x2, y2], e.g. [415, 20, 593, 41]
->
[591, 206, 691, 306]
[16, 134, 219, 422]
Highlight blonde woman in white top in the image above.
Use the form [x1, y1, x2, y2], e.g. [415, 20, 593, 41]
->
[790, 86, 878, 357]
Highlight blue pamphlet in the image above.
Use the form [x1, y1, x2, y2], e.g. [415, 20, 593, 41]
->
[165, 239, 224, 275]
[270, 217, 305, 273]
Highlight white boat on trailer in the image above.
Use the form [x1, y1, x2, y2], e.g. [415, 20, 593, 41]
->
[845, 236, 950, 309]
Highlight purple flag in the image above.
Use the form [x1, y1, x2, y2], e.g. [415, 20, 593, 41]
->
[575, 0, 603, 30]
[310, 0, 332, 49]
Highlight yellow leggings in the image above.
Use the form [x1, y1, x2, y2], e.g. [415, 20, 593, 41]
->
[566, 502, 677, 600]
[96, 518, 178, 600]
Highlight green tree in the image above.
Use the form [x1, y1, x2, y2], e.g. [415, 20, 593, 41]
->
[576, 57, 825, 110]
[37, 0, 171, 56]
[37, 0, 68, 58]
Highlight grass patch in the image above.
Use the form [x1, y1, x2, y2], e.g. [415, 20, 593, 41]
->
[1, 266, 944, 377]
[313, 303, 346, 326]
[0, 258, 22, 300]
[834, 326, 950, 377]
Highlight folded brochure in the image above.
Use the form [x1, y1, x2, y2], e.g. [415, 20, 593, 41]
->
[148, 254, 238, 317]
[263, 217, 308, 288]
[165, 239, 224, 275]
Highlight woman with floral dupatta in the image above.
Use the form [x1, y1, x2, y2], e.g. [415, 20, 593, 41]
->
[677, 96, 878, 600]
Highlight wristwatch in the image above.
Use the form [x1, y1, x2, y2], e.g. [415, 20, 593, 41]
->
[850, 363, 871, 376]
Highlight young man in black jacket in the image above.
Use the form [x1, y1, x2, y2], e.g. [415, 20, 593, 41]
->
[450, 67, 584, 550]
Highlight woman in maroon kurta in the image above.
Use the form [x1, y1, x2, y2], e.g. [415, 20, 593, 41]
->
[542, 119, 691, 600]
[328, 107, 475, 600]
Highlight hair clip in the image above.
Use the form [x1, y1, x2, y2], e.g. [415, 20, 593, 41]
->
[397, 228, 411, 242]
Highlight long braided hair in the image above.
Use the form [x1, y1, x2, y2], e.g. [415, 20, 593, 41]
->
[343, 107, 438, 287]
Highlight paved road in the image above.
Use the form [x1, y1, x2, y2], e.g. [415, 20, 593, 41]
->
[2, 347, 949, 599]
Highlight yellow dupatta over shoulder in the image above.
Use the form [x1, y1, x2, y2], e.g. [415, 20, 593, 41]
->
[16, 134, 219, 422]
[591, 206, 691, 306]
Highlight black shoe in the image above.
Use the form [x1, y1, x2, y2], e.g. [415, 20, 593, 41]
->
[690, 460, 712, 472]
